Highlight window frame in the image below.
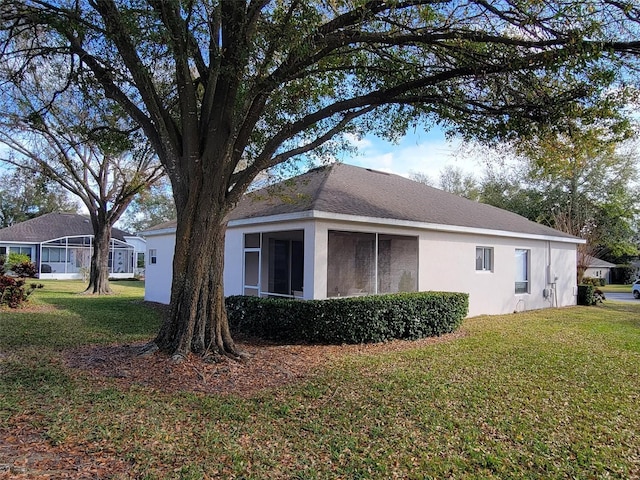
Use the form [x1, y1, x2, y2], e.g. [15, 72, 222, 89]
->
[149, 249, 157, 265]
[515, 248, 530, 294]
[475, 246, 493, 272]
[9, 246, 32, 259]
[326, 230, 418, 297]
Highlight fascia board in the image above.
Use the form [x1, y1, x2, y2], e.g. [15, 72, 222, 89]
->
[228, 210, 586, 244]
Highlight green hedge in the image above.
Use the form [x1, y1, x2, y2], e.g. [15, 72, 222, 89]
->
[226, 291, 469, 344]
[577, 284, 596, 306]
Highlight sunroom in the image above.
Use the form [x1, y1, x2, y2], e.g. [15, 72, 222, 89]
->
[39, 235, 137, 279]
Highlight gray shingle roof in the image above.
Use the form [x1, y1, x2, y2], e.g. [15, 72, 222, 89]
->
[145, 163, 579, 241]
[0, 213, 132, 243]
[585, 255, 616, 268]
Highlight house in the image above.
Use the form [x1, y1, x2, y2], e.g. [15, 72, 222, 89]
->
[632, 260, 640, 280]
[583, 255, 616, 284]
[143, 163, 583, 317]
[0, 212, 145, 279]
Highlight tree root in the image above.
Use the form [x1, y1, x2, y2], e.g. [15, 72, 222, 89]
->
[171, 352, 187, 364]
[137, 342, 159, 357]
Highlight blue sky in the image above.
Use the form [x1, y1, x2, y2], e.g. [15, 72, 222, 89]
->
[336, 127, 482, 182]
[0, 126, 483, 183]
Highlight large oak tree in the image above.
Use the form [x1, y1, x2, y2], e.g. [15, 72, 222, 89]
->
[1, 1, 639, 360]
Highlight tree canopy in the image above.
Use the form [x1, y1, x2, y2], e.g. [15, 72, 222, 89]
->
[0, 167, 78, 228]
[1, 1, 640, 360]
[119, 177, 176, 234]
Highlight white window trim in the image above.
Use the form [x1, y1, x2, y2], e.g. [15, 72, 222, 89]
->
[515, 248, 530, 294]
[475, 246, 493, 272]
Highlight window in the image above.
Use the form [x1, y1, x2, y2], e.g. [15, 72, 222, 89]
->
[243, 233, 261, 297]
[137, 252, 145, 268]
[149, 249, 157, 265]
[0, 246, 6, 256]
[475, 247, 493, 271]
[42, 247, 65, 263]
[515, 249, 529, 294]
[9, 246, 32, 259]
[327, 231, 418, 297]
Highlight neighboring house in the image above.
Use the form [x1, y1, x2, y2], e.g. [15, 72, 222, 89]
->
[631, 260, 640, 280]
[0, 213, 145, 279]
[583, 255, 616, 284]
[143, 163, 584, 317]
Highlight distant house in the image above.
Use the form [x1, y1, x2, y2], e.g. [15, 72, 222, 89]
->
[0, 213, 145, 279]
[632, 260, 640, 280]
[143, 163, 584, 317]
[583, 256, 616, 284]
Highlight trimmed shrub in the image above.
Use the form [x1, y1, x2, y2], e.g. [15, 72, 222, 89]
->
[226, 291, 469, 344]
[577, 284, 596, 306]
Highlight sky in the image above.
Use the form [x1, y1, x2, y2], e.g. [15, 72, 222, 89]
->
[336, 127, 484, 182]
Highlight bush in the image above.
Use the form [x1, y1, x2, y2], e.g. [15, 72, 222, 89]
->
[11, 261, 37, 278]
[4, 253, 37, 278]
[577, 284, 597, 306]
[7, 252, 30, 266]
[582, 277, 605, 287]
[0, 276, 44, 308]
[226, 291, 469, 344]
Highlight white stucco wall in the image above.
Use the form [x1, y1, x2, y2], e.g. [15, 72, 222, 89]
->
[144, 214, 579, 317]
[143, 231, 175, 304]
[416, 231, 577, 316]
[308, 219, 577, 316]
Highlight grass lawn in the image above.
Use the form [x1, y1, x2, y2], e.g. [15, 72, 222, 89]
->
[1, 281, 639, 479]
[600, 284, 633, 294]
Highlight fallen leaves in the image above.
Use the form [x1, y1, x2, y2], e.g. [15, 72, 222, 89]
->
[1, 332, 464, 479]
[63, 332, 466, 397]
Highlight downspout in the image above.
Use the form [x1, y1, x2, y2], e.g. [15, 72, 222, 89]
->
[546, 241, 558, 307]
[38, 241, 43, 278]
[374, 233, 379, 294]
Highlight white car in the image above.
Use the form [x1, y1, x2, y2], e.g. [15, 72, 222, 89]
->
[633, 280, 640, 300]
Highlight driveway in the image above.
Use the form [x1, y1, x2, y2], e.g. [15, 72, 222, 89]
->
[604, 292, 638, 303]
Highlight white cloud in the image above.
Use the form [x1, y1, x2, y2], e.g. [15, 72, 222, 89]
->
[342, 130, 483, 180]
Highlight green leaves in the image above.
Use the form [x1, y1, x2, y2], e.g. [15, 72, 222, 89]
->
[226, 291, 469, 344]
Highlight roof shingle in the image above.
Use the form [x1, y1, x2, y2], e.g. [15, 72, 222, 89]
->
[0, 213, 132, 243]
[145, 163, 579, 241]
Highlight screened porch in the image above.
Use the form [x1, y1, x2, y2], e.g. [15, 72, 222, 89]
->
[242, 230, 304, 298]
[39, 235, 137, 278]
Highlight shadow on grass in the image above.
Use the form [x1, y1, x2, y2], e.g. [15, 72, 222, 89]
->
[46, 295, 162, 336]
[1, 282, 161, 349]
[597, 302, 640, 327]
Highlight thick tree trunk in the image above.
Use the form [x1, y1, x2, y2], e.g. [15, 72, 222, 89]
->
[85, 221, 113, 295]
[153, 205, 239, 361]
